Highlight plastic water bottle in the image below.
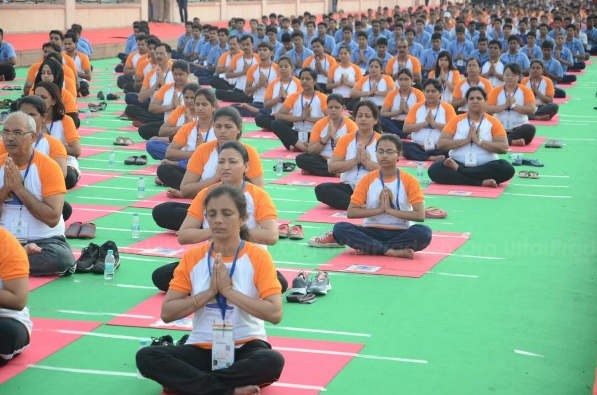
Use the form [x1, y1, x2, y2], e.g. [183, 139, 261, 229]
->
[276, 156, 283, 176]
[132, 213, 140, 239]
[85, 109, 92, 124]
[108, 151, 116, 170]
[104, 250, 115, 280]
[137, 339, 149, 379]
[137, 177, 145, 199]
[416, 162, 424, 183]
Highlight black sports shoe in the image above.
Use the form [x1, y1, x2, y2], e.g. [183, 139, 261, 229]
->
[177, 334, 189, 346]
[151, 335, 174, 346]
[75, 243, 100, 273]
[97, 91, 105, 100]
[92, 240, 120, 274]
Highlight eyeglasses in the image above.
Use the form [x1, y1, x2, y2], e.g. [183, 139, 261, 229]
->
[376, 149, 398, 155]
[1, 130, 32, 137]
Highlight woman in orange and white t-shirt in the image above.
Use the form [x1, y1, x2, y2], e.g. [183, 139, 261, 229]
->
[403, 78, 457, 161]
[295, 94, 358, 177]
[451, 58, 493, 113]
[155, 83, 200, 141]
[151, 89, 217, 189]
[486, 63, 537, 147]
[34, 81, 81, 190]
[326, 45, 363, 99]
[254, 56, 301, 132]
[151, 141, 281, 292]
[427, 51, 461, 103]
[136, 185, 284, 395]
[0, 227, 32, 367]
[326, 134, 432, 257]
[349, 58, 396, 111]
[428, 86, 514, 187]
[521, 60, 559, 121]
[379, 68, 425, 138]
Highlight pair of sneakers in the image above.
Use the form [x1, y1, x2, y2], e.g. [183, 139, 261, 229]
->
[278, 223, 304, 239]
[286, 270, 332, 303]
[307, 230, 343, 248]
[75, 241, 120, 274]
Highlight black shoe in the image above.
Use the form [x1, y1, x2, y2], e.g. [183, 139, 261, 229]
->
[177, 334, 189, 346]
[97, 90, 105, 100]
[92, 240, 120, 274]
[151, 335, 174, 346]
[75, 243, 100, 273]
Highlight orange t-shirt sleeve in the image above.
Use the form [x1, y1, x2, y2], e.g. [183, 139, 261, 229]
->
[154, 83, 173, 102]
[443, 114, 465, 135]
[405, 102, 422, 123]
[383, 90, 398, 108]
[245, 144, 264, 179]
[521, 85, 535, 104]
[487, 86, 500, 105]
[187, 142, 213, 175]
[345, 117, 358, 133]
[245, 64, 258, 86]
[142, 69, 155, 88]
[309, 117, 327, 141]
[48, 137, 68, 159]
[354, 76, 367, 90]
[452, 81, 464, 99]
[385, 58, 395, 75]
[64, 77, 77, 97]
[27, 63, 40, 82]
[218, 52, 228, 67]
[249, 246, 281, 299]
[332, 133, 351, 158]
[282, 92, 299, 110]
[264, 80, 276, 100]
[327, 64, 338, 80]
[172, 122, 193, 146]
[353, 65, 363, 80]
[80, 53, 91, 70]
[442, 102, 457, 120]
[62, 90, 78, 114]
[481, 78, 493, 95]
[382, 75, 395, 89]
[545, 78, 555, 96]
[451, 70, 461, 85]
[253, 187, 277, 223]
[489, 116, 507, 137]
[0, 228, 29, 280]
[350, 172, 374, 206]
[414, 89, 425, 103]
[169, 245, 210, 293]
[402, 173, 424, 205]
[37, 154, 67, 198]
[411, 57, 421, 73]
[167, 106, 186, 124]
[187, 187, 210, 221]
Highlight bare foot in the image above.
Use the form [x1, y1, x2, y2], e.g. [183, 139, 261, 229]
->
[294, 141, 308, 152]
[161, 159, 178, 166]
[301, 169, 311, 175]
[533, 114, 551, 121]
[239, 103, 259, 114]
[155, 177, 165, 186]
[482, 179, 498, 188]
[443, 157, 459, 171]
[428, 155, 445, 161]
[354, 249, 365, 255]
[385, 248, 415, 259]
[166, 189, 183, 198]
[510, 138, 526, 147]
[233, 385, 260, 395]
[24, 243, 43, 255]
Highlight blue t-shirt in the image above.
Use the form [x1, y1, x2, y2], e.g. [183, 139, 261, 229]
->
[0, 42, 16, 62]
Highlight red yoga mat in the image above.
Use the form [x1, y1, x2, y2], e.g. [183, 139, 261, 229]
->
[0, 318, 102, 384]
[119, 232, 198, 258]
[243, 130, 278, 139]
[567, 68, 586, 75]
[261, 146, 300, 160]
[424, 179, 511, 199]
[71, 171, 123, 191]
[130, 190, 190, 209]
[593, 368, 597, 395]
[29, 276, 59, 291]
[508, 137, 547, 153]
[78, 126, 109, 136]
[296, 203, 362, 225]
[66, 203, 126, 227]
[318, 231, 470, 278]
[270, 171, 340, 187]
[553, 95, 571, 104]
[117, 141, 148, 151]
[529, 114, 559, 126]
[79, 146, 111, 158]
[129, 164, 160, 176]
[399, 159, 434, 168]
[557, 81, 578, 87]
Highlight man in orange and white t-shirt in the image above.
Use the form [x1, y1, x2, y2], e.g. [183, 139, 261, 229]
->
[0, 227, 32, 367]
[385, 39, 423, 86]
[63, 32, 92, 97]
[0, 112, 75, 277]
[215, 35, 260, 103]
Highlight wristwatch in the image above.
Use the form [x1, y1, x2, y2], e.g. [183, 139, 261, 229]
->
[478, 138, 484, 146]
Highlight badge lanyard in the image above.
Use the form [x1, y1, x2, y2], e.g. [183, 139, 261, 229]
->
[467, 113, 485, 147]
[328, 116, 344, 150]
[10, 151, 35, 210]
[531, 79, 542, 92]
[503, 85, 518, 112]
[379, 169, 401, 210]
[425, 104, 440, 129]
[369, 76, 379, 95]
[301, 93, 316, 128]
[355, 131, 375, 171]
[207, 240, 245, 321]
[197, 119, 214, 143]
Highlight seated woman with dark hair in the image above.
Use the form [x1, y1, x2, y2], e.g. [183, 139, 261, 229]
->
[328, 134, 432, 258]
[379, 68, 424, 138]
[521, 60, 559, 121]
[428, 86, 515, 187]
[486, 62, 537, 147]
[450, 58, 493, 115]
[427, 51, 460, 104]
[348, 58, 395, 111]
[402, 78, 456, 161]
[295, 94, 358, 177]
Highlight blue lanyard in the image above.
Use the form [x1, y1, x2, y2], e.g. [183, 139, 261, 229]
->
[401, 88, 412, 104]
[328, 116, 344, 150]
[531, 79, 542, 92]
[33, 132, 44, 149]
[23, 150, 35, 182]
[425, 104, 440, 127]
[503, 85, 518, 112]
[467, 113, 485, 146]
[355, 131, 375, 171]
[300, 94, 316, 115]
[261, 65, 273, 82]
[207, 240, 244, 320]
[368, 76, 379, 94]
[508, 53, 518, 63]
[197, 119, 214, 142]
[379, 169, 401, 210]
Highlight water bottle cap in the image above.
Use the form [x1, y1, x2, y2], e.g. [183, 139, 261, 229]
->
[140, 339, 149, 346]
[107, 249, 113, 254]
[133, 213, 139, 217]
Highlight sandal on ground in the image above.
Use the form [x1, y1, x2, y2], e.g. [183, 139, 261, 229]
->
[65, 221, 83, 238]
[122, 137, 134, 146]
[286, 293, 317, 303]
[521, 158, 544, 167]
[107, 93, 120, 100]
[113, 136, 126, 146]
[135, 155, 148, 165]
[545, 139, 563, 148]
[519, 170, 540, 179]
[1, 86, 20, 91]
[78, 222, 97, 239]
[425, 207, 448, 219]
[124, 155, 138, 165]
[278, 223, 290, 238]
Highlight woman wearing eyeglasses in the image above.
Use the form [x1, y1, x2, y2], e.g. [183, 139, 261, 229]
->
[311, 134, 432, 257]
[428, 86, 515, 187]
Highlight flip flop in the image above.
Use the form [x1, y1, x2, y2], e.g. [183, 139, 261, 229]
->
[519, 171, 540, 179]
[425, 207, 448, 219]
[122, 137, 134, 146]
[545, 139, 563, 148]
[113, 136, 125, 146]
[135, 155, 148, 165]
[124, 155, 138, 165]
[521, 158, 544, 167]
[98, 101, 107, 111]
[78, 222, 97, 239]
[65, 221, 83, 238]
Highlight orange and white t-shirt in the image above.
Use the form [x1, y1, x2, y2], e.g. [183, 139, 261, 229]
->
[68, 51, 91, 81]
[264, 76, 301, 114]
[228, 53, 260, 91]
[328, 63, 363, 98]
[167, 105, 195, 127]
[47, 116, 80, 170]
[353, 74, 396, 107]
[142, 63, 175, 97]
[245, 63, 279, 103]
[405, 101, 457, 148]
[188, 182, 277, 231]
[382, 88, 425, 121]
[217, 51, 239, 84]
[282, 91, 328, 133]
[452, 77, 493, 112]
[442, 113, 506, 165]
[521, 76, 554, 106]
[332, 131, 380, 187]
[125, 50, 144, 71]
[480, 60, 504, 88]
[0, 227, 32, 333]
[385, 55, 422, 84]
[0, 151, 66, 240]
[487, 84, 535, 131]
[28, 61, 78, 97]
[172, 120, 217, 151]
[309, 115, 358, 159]
[135, 57, 155, 81]
[351, 169, 424, 229]
[187, 140, 263, 182]
[0, 134, 67, 161]
[303, 54, 337, 83]
[428, 69, 462, 102]
[169, 241, 281, 348]
[154, 83, 183, 121]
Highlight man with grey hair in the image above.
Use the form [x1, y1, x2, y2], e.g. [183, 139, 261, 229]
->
[0, 112, 75, 277]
